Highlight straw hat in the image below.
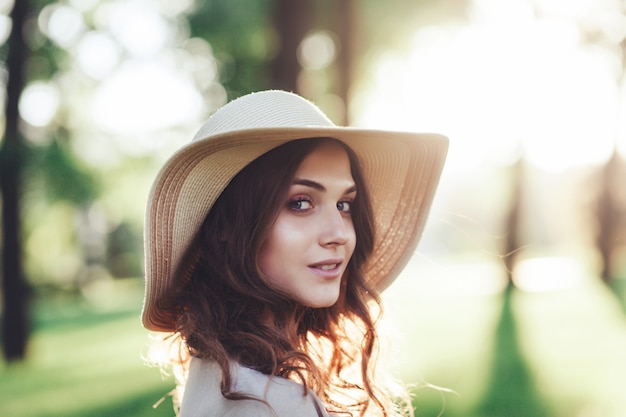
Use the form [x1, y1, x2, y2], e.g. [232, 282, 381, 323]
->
[142, 90, 448, 332]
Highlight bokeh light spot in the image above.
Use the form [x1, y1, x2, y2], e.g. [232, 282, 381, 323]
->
[38, 4, 85, 48]
[298, 30, 336, 71]
[76, 31, 121, 79]
[91, 60, 203, 137]
[106, 0, 170, 56]
[19, 81, 60, 127]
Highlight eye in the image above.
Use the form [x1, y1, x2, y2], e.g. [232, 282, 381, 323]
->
[337, 201, 352, 213]
[288, 197, 313, 211]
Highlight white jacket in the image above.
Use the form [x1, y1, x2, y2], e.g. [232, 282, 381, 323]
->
[180, 358, 330, 417]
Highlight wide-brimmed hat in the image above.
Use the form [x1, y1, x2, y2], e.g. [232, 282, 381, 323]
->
[142, 90, 448, 332]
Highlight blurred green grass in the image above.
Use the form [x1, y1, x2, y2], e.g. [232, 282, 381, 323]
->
[2, 260, 626, 417]
[383, 257, 626, 417]
[0, 280, 174, 417]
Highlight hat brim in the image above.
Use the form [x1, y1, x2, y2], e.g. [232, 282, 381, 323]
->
[143, 126, 448, 332]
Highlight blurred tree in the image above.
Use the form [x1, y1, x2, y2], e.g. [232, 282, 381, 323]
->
[188, 0, 357, 122]
[187, 0, 274, 96]
[596, 149, 624, 283]
[473, 157, 551, 417]
[270, 0, 314, 92]
[504, 157, 524, 282]
[592, 28, 626, 287]
[335, 0, 354, 124]
[1, 0, 30, 361]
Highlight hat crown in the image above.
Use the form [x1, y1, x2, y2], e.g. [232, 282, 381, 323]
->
[192, 90, 336, 142]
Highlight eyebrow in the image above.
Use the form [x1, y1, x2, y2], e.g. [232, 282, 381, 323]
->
[292, 178, 357, 194]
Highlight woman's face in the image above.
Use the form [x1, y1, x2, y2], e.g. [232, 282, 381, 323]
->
[258, 141, 357, 308]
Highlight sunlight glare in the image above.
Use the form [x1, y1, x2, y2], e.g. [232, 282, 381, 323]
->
[389, 255, 508, 298]
[470, 0, 535, 25]
[512, 256, 588, 292]
[619, 83, 626, 157]
[103, 0, 170, 56]
[158, 0, 196, 17]
[91, 60, 203, 138]
[534, 0, 608, 21]
[354, 0, 622, 172]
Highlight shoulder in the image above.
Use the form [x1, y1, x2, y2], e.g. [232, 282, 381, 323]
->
[234, 366, 326, 416]
[180, 358, 327, 417]
[219, 401, 274, 417]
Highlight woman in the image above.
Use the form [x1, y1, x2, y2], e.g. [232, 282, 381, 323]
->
[142, 90, 448, 416]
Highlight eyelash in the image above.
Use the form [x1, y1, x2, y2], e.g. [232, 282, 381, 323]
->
[337, 201, 352, 213]
[288, 197, 313, 212]
[287, 197, 354, 213]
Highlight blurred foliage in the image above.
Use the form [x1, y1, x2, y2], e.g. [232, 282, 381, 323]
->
[11, 0, 468, 292]
[32, 137, 100, 204]
[105, 221, 143, 279]
[24, 0, 61, 77]
[359, 0, 469, 52]
[188, 0, 274, 96]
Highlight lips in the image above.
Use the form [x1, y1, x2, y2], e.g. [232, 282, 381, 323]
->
[308, 259, 344, 277]
[309, 258, 343, 267]
[314, 263, 338, 270]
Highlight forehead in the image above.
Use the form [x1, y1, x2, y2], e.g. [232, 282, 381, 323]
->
[294, 142, 354, 182]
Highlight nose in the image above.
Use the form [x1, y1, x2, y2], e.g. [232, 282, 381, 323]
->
[319, 206, 351, 247]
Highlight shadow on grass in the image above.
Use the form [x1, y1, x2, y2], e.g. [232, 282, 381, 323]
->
[474, 284, 548, 417]
[609, 277, 626, 315]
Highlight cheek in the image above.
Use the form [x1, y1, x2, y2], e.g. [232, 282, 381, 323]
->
[347, 218, 357, 243]
[276, 219, 304, 240]
[257, 242, 284, 290]
[348, 229, 357, 257]
[258, 220, 302, 272]
[267, 219, 303, 253]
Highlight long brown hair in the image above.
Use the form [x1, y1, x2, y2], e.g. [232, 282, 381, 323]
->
[161, 137, 399, 416]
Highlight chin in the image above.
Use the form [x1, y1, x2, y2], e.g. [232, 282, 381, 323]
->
[304, 296, 340, 309]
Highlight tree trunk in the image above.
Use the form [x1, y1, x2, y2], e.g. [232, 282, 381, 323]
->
[504, 157, 524, 283]
[335, 0, 354, 125]
[270, 0, 315, 92]
[1, 0, 30, 361]
[596, 149, 621, 283]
